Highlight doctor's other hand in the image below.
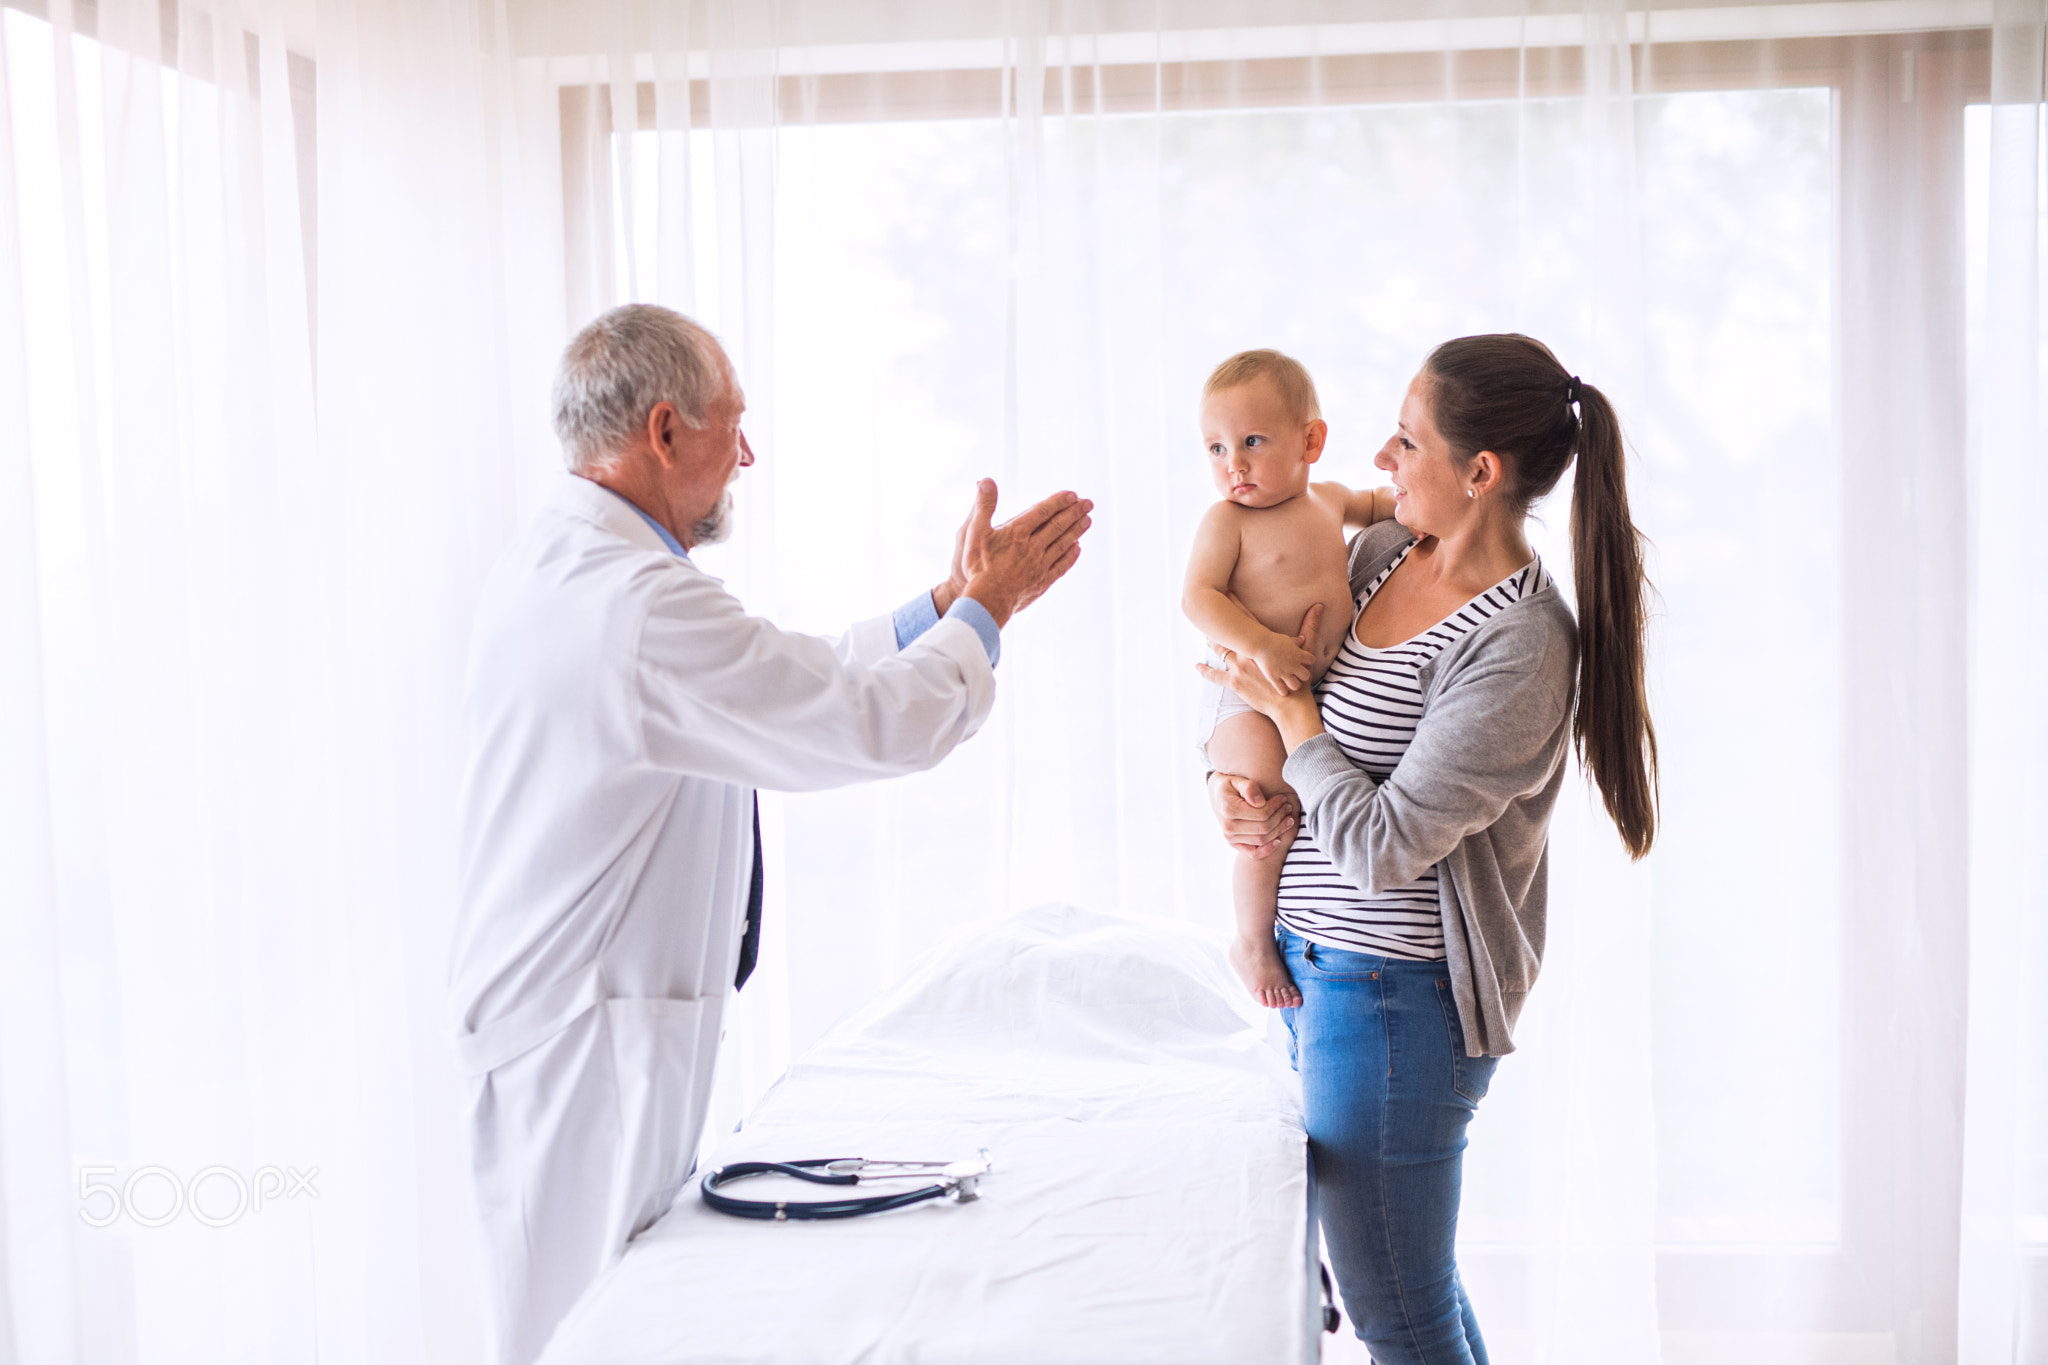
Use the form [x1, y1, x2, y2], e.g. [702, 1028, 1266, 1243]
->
[1208, 773, 1298, 860]
[951, 479, 1092, 627]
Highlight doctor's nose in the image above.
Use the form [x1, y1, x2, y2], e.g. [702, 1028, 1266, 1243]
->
[738, 430, 755, 468]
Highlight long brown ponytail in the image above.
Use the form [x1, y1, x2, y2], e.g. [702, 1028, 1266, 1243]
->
[1423, 334, 1659, 858]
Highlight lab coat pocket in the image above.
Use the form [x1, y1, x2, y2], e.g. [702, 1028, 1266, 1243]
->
[603, 995, 723, 1247]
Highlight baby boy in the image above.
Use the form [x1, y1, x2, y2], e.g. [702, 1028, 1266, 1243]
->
[1182, 350, 1395, 1007]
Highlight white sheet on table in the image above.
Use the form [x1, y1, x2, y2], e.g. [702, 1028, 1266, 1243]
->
[535, 903, 1314, 1365]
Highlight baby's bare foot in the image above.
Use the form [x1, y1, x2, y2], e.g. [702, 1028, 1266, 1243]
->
[1229, 933, 1302, 1009]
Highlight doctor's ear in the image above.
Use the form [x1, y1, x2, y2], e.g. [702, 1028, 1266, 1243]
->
[645, 402, 684, 465]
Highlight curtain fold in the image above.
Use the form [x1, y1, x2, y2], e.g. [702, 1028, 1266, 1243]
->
[0, 17, 78, 1365]
[1, 3, 2042, 1363]
[1962, 5, 2048, 1361]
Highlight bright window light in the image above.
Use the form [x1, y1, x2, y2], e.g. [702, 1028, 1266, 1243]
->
[609, 84, 1840, 1249]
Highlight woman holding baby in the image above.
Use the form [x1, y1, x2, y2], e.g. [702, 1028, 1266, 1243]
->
[1198, 334, 1659, 1364]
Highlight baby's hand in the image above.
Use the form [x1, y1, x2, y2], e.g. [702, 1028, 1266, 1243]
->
[1251, 633, 1317, 694]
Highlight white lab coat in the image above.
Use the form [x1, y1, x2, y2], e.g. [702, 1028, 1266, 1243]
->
[450, 472, 996, 1365]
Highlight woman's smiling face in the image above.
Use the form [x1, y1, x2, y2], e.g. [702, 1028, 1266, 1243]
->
[1376, 371, 1472, 535]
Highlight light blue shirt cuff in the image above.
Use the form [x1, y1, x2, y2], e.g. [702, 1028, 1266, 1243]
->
[946, 597, 1002, 668]
[892, 592, 1001, 668]
[892, 592, 940, 649]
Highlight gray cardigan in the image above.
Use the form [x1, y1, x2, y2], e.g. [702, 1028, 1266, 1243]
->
[1281, 519, 1578, 1057]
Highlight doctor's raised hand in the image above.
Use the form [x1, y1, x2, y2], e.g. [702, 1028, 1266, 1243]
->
[449, 302, 1092, 1365]
[934, 477, 1093, 626]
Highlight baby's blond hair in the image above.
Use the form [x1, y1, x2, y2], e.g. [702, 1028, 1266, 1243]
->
[1202, 349, 1322, 425]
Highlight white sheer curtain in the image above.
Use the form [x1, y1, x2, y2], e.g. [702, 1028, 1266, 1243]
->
[1962, 5, 2048, 1363]
[0, 0, 547, 1360]
[2, 3, 2043, 1364]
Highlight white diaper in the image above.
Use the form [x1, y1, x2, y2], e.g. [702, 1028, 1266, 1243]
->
[1197, 648, 1261, 761]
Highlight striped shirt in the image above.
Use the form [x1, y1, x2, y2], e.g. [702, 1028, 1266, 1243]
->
[1277, 547, 1550, 960]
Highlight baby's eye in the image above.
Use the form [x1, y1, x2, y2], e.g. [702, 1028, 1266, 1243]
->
[1245, 435, 1264, 448]
[1208, 443, 1225, 456]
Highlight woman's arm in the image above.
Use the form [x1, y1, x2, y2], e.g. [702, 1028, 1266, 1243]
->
[1194, 602, 1328, 747]
[1293, 637, 1574, 893]
[1202, 614, 1574, 893]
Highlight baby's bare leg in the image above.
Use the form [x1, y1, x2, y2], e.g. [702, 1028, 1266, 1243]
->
[1208, 709, 1302, 1009]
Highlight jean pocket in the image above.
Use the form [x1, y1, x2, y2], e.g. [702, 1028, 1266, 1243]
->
[1434, 978, 1496, 1105]
[1298, 942, 1386, 982]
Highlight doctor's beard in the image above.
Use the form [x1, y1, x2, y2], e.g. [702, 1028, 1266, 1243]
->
[690, 491, 734, 546]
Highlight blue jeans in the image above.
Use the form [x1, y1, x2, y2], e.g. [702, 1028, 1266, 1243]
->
[1279, 929, 1498, 1364]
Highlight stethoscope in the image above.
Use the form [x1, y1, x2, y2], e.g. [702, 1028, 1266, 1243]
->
[700, 1150, 993, 1221]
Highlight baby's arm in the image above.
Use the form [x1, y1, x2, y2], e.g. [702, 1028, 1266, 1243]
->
[1328, 481, 1396, 529]
[1182, 504, 1316, 694]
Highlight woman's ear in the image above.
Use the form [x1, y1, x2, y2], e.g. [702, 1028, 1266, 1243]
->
[1470, 450, 1505, 497]
[1303, 418, 1329, 464]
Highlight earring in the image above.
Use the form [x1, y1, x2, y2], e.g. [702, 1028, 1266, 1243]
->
[1467, 489, 1476, 499]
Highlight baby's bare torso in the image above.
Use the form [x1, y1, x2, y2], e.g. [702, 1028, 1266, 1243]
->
[1222, 483, 1357, 675]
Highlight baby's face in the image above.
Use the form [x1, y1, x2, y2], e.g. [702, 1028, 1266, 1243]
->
[1200, 378, 1318, 508]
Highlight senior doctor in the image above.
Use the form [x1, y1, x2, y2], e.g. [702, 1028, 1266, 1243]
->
[450, 303, 1092, 1365]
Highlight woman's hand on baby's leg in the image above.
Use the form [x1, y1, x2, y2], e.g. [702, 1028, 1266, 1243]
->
[1209, 772, 1298, 858]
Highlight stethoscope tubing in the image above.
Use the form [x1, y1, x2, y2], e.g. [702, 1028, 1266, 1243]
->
[700, 1158, 955, 1221]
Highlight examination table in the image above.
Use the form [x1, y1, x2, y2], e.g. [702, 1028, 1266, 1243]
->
[534, 903, 1320, 1365]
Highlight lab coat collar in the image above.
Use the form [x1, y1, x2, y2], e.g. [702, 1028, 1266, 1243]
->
[551, 471, 684, 560]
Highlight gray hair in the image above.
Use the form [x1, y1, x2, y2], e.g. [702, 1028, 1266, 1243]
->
[552, 304, 727, 474]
